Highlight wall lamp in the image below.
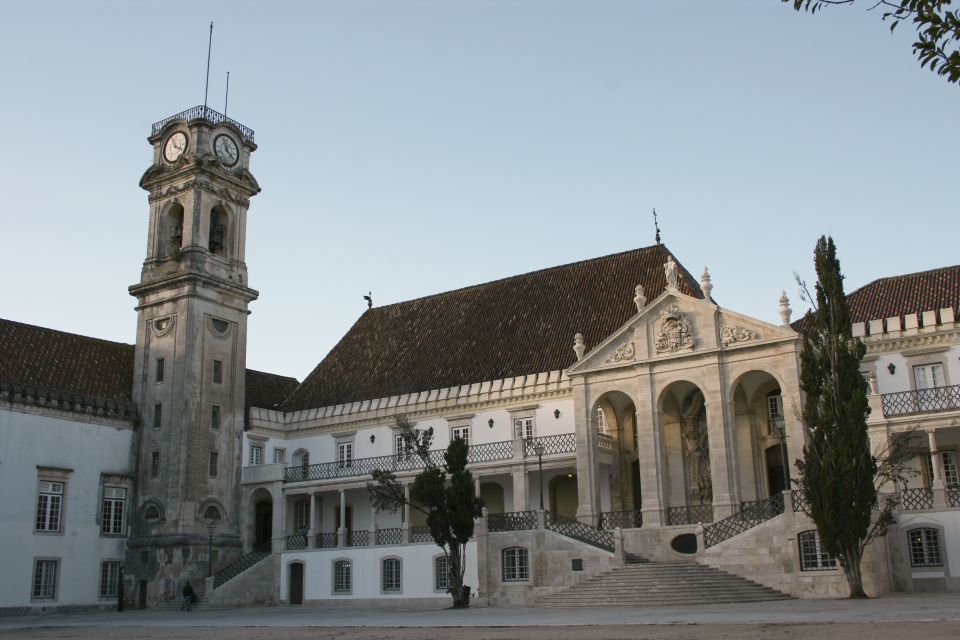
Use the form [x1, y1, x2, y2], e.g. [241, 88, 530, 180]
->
[887, 363, 896, 375]
[554, 409, 560, 419]
[369, 434, 376, 443]
[488, 418, 494, 429]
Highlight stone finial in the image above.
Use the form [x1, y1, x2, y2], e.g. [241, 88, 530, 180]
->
[779, 290, 793, 326]
[868, 371, 879, 395]
[664, 256, 679, 291]
[633, 285, 647, 312]
[700, 267, 713, 300]
[573, 333, 586, 361]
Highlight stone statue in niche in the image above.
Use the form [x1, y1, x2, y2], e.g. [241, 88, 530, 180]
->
[664, 256, 679, 290]
[655, 305, 694, 353]
[681, 394, 712, 507]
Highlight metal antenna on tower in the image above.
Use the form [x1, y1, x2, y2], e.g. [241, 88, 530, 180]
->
[224, 71, 230, 117]
[653, 208, 662, 245]
[203, 22, 214, 113]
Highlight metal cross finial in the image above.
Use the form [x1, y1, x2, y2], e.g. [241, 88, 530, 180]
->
[653, 208, 661, 245]
[363, 291, 373, 309]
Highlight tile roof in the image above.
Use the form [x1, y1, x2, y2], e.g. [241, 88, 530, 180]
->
[0, 318, 135, 402]
[280, 244, 702, 411]
[845, 265, 959, 325]
[0, 317, 297, 410]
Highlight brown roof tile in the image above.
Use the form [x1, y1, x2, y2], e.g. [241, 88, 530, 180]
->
[0, 318, 296, 410]
[0, 318, 135, 402]
[845, 265, 959, 326]
[280, 244, 702, 411]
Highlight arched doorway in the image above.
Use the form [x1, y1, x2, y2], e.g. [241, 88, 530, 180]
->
[730, 371, 786, 502]
[659, 381, 712, 524]
[288, 562, 304, 605]
[250, 488, 273, 551]
[593, 390, 639, 513]
[549, 474, 578, 518]
[480, 482, 505, 514]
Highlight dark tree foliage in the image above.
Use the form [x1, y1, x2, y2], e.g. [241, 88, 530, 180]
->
[786, 1, 960, 84]
[367, 416, 483, 608]
[796, 236, 918, 598]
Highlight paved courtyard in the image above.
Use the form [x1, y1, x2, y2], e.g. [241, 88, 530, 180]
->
[3, 592, 960, 639]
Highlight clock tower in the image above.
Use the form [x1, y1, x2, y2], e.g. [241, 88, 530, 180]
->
[127, 106, 260, 604]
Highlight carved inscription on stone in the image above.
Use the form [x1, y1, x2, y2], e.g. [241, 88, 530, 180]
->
[605, 342, 635, 363]
[655, 305, 694, 353]
[720, 325, 757, 346]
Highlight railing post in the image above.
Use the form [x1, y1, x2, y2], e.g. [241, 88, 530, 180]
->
[401, 521, 410, 545]
[695, 522, 705, 555]
[537, 509, 545, 530]
[613, 527, 625, 565]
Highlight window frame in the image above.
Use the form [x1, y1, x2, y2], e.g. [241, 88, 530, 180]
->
[908, 527, 943, 568]
[211, 404, 221, 430]
[513, 416, 535, 440]
[501, 546, 530, 582]
[153, 403, 163, 430]
[99, 560, 122, 599]
[434, 554, 451, 592]
[337, 440, 354, 468]
[32, 558, 59, 601]
[381, 557, 402, 594]
[150, 451, 160, 478]
[797, 530, 838, 571]
[273, 447, 286, 464]
[100, 486, 126, 537]
[208, 451, 219, 478]
[249, 444, 263, 466]
[155, 357, 165, 383]
[332, 559, 352, 594]
[212, 358, 223, 385]
[294, 500, 310, 533]
[451, 425, 470, 448]
[35, 481, 64, 533]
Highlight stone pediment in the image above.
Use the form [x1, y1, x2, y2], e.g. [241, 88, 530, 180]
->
[567, 291, 798, 375]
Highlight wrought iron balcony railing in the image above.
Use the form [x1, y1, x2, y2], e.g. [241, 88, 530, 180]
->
[665, 504, 714, 526]
[881, 384, 960, 417]
[523, 433, 576, 457]
[598, 510, 643, 530]
[376, 527, 402, 545]
[315, 532, 337, 549]
[151, 105, 255, 143]
[409, 525, 433, 543]
[487, 510, 538, 532]
[703, 494, 784, 548]
[899, 487, 934, 510]
[545, 511, 614, 552]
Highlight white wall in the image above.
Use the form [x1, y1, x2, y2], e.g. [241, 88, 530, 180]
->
[0, 408, 134, 610]
[280, 541, 478, 602]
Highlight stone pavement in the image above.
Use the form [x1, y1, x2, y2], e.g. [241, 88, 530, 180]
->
[2, 592, 959, 632]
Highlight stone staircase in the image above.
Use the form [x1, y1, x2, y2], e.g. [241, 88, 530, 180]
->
[538, 560, 792, 608]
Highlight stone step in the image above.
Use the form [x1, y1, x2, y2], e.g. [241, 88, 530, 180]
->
[538, 560, 791, 608]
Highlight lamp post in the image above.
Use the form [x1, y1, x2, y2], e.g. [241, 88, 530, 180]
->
[533, 442, 545, 510]
[206, 520, 217, 578]
[774, 419, 790, 491]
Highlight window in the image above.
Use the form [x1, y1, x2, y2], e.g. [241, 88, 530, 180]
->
[153, 403, 162, 429]
[502, 547, 529, 582]
[203, 506, 221, 521]
[338, 441, 353, 468]
[381, 558, 401, 593]
[99, 561, 121, 598]
[333, 560, 352, 594]
[36, 481, 63, 532]
[798, 530, 837, 571]
[101, 487, 126, 536]
[767, 392, 784, 434]
[452, 426, 470, 447]
[273, 448, 286, 464]
[914, 363, 945, 389]
[155, 358, 165, 383]
[212, 359, 223, 385]
[32, 559, 58, 600]
[294, 500, 310, 532]
[909, 528, 943, 567]
[394, 434, 411, 460]
[249, 445, 263, 466]
[945, 451, 959, 487]
[434, 555, 451, 591]
[513, 417, 534, 440]
[208, 452, 218, 478]
[211, 405, 221, 430]
[596, 407, 605, 434]
[144, 505, 160, 520]
[151, 451, 160, 478]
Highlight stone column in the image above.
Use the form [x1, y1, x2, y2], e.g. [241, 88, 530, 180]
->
[338, 489, 346, 548]
[474, 475, 481, 498]
[370, 503, 378, 545]
[636, 373, 665, 527]
[401, 484, 411, 544]
[511, 467, 527, 512]
[573, 378, 601, 524]
[307, 492, 318, 549]
[928, 429, 948, 510]
[706, 398, 737, 520]
[270, 482, 285, 553]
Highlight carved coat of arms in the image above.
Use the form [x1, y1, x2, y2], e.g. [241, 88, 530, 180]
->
[605, 342, 635, 363]
[655, 305, 694, 353]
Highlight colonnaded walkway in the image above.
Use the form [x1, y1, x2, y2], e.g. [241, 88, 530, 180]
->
[2, 592, 960, 640]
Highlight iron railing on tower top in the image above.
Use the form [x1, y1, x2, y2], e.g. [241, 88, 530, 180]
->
[151, 105, 255, 143]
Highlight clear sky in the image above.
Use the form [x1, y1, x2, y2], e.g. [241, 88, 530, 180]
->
[0, 0, 957, 382]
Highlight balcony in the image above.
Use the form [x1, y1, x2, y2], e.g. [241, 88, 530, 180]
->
[881, 384, 960, 417]
[151, 105, 255, 143]
[282, 434, 576, 483]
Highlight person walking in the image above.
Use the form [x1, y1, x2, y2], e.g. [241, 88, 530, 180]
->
[180, 581, 195, 612]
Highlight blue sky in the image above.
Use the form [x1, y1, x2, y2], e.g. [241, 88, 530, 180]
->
[0, 1, 957, 381]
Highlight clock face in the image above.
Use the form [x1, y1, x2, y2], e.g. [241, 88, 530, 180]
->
[214, 135, 239, 166]
[163, 132, 187, 162]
